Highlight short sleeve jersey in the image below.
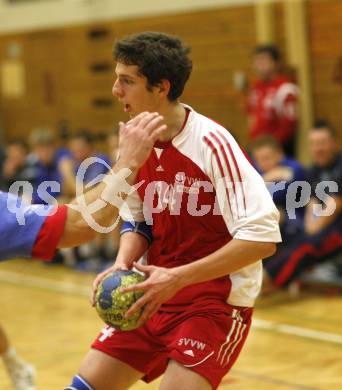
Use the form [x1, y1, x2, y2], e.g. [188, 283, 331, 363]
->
[0, 191, 67, 261]
[121, 105, 281, 308]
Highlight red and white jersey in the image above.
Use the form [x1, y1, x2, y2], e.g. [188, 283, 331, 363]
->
[247, 76, 299, 144]
[122, 105, 281, 308]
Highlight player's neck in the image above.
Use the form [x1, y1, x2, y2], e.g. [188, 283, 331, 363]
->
[157, 102, 187, 142]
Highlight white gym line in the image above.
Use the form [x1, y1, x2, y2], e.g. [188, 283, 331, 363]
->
[0, 269, 90, 296]
[252, 318, 342, 345]
[1, 269, 342, 346]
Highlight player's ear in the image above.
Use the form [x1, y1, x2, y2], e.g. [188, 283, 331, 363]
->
[157, 79, 171, 98]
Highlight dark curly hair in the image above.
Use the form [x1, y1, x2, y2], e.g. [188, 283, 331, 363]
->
[114, 32, 193, 101]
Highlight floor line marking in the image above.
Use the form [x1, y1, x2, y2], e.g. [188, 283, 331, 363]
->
[252, 318, 342, 345]
[228, 369, 321, 390]
[0, 269, 90, 296]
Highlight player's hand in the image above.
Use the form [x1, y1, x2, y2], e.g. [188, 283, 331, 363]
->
[120, 262, 183, 325]
[118, 112, 166, 170]
[90, 261, 130, 306]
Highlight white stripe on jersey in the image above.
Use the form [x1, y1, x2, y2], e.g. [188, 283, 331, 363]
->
[203, 135, 234, 217]
[205, 130, 246, 219]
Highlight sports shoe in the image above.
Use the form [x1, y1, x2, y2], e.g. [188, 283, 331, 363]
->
[5, 357, 36, 390]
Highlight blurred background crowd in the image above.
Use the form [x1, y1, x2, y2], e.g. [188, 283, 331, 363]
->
[0, 36, 340, 292]
[0, 126, 120, 271]
[0, 0, 341, 287]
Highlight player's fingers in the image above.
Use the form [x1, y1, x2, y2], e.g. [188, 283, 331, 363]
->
[91, 269, 112, 305]
[143, 115, 165, 135]
[149, 124, 167, 142]
[120, 280, 149, 294]
[124, 294, 149, 318]
[91, 274, 102, 297]
[124, 112, 149, 132]
[92, 270, 107, 290]
[139, 302, 160, 324]
[133, 261, 152, 273]
[130, 111, 151, 126]
[118, 121, 126, 137]
[91, 277, 102, 306]
[136, 112, 160, 129]
[129, 111, 149, 122]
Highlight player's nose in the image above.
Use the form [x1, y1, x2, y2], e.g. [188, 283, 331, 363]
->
[112, 80, 124, 98]
[112, 79, 123, 98]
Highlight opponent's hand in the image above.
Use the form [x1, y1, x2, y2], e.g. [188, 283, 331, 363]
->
[118, 112, 166, 170]
[90, 260, 130, 306]
[120, 262, 184, 325]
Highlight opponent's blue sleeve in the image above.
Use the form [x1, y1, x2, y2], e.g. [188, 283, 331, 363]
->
[120, 221, 153, 245]
[0, 191, 53, 261]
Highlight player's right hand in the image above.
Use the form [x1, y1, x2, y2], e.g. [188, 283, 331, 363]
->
[90, 261, 130, 306]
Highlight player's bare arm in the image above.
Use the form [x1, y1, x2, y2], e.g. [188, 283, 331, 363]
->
[58, 112, 166, 248]
[91, 232, 148, 305]
[123, 238, 276, 323]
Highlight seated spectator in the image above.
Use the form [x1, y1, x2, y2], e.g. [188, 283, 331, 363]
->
[263, 120, 342, 290]
[250, 135, 306, 242]
[59, 129, 113, 269]
[2, 140, 35, 191]
[60, 129, 111, 198]
[28, 128, 71, 205]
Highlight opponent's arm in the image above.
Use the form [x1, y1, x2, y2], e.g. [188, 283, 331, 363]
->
[58, 112, 165, 248]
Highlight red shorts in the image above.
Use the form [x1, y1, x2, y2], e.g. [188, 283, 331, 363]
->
[92, 302, 252, 389]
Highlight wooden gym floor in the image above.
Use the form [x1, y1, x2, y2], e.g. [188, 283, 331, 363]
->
[0, 260, 341, 390]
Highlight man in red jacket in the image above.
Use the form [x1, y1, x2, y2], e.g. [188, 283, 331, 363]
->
[247, 45, 299, 156]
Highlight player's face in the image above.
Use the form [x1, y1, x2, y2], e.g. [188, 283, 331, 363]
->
[253, 53, 277, 80]
[308, 129, 336, 167]
[112, 62, 161, 118]
[253, 146, 282, 173]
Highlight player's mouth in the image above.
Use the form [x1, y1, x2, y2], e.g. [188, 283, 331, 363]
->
[124, 103, 132, 113]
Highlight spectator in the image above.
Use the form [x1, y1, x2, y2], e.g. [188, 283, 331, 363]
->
[247, 45, 299, 156]
[263, 120, 342, 290]
[250, 135, 306, 242]
[59, 129, 113, 269]
[28, 128, 70, 205]
[2, 140, 35, 191]
[60, 129, 111, 198]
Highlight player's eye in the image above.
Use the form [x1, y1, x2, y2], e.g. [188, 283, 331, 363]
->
[122, 78, 134, 85]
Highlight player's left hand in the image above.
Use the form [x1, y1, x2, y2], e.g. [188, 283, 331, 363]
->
[121, 262, 184, 325]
